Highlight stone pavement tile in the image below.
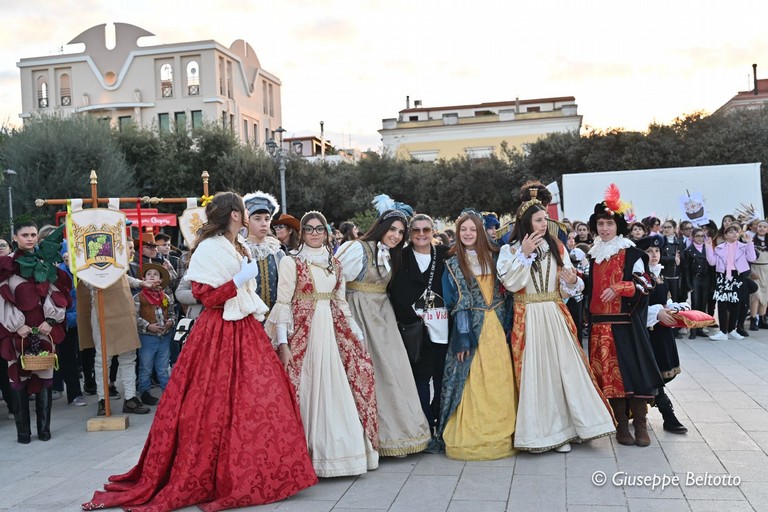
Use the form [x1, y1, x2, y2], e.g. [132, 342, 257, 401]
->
[687, 500, 756, 512]
[569, 435, 615, 457]
[334, 471, 409, 509]
[513, 451, 566, 475]
[714, 450, 768, 482]
[332, 510, 387, 512]
[674, 473, 747, 501]
[566, 455, 618, 479]
[566, 476, 625, 506]
[452, 465, 512, 501]
[446, 500, 506, 512]
[0, 474, 67, 509]
[464, 455, 516, 467]
[272, 500, 335, 512]
[291, 476, 356, 501]
[666, 375, 703, 391]
[750, 394, 768, 408]
[739, 481, 768, 512]
[670, 390, 715, 403]
[626, 498, 691, 512]
[696, 423, 761, 451]
[709, 391, 762, 409]
[621, 476, 685, 500]
[678, 403, 733, 423]
[24, 468, 118, 509]
[567, 506, 629, 512]
[375, 454, 420, 473]
[389, 475, 458, 512]
[411, 454, 465, 476]
[746, 430, 768, 452]
[729, 408, 768, 431]
[508, 473, 566, 511]
[659, 443, 726, 474]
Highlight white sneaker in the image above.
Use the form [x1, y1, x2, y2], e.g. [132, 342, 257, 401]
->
[70, 395, 87, 407]
[709, 331, 728, 341]
[554, 443, 572, 453]
[728, 330, 744, 340]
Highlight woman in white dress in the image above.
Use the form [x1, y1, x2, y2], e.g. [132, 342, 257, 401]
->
[265, 211, 379, 477]
[337, 209, 431, 456]
[497, 190, 615, 453]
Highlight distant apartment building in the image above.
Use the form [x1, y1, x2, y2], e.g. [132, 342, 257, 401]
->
[379, 97, 582, 161]
[715, 65, 768, 115]
[17, 22, 281, 145]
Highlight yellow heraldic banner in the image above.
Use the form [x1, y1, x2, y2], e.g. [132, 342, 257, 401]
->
[179, 197, 207, 247]
[69, 208, 129, 289]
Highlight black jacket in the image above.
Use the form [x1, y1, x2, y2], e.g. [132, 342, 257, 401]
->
[389, 244, 449, 324]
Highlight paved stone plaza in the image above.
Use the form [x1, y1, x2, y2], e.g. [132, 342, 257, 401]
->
[1, 331, 767, 512]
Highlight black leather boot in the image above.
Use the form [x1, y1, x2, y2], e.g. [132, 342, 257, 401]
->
[35, 387, 52, 441]
[750, 317, 759, 331]
[656, 391, 688, 434]
[12, 388, 31, 444]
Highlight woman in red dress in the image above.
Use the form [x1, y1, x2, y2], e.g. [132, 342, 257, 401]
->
[83, 192, 317, 512]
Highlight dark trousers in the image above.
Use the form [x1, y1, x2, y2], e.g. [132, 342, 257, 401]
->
[55, 328, 83, 403]
[0, 359, 17, 414]
[690, 276, 712, 314]
[718, 301, 740, 333]
[413, 342, 449, 432]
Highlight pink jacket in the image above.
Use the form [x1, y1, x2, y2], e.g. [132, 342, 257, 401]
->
[705, 241, 756, 274]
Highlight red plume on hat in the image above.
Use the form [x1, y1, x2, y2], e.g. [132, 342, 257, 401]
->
[603, 183, 631, 216]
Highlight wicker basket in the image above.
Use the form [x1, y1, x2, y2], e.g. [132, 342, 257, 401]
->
[20, 334, 58, 371]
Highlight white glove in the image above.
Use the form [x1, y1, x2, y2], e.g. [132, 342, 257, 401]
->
[233, 256, 259, 288]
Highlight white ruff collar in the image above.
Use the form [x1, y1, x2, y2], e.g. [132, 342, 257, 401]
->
[294, 245, 334, 268]
[589, 236, 634, 263]
[245, 236, 282, 260]
[649, 263, 664, 275]
[184, 235, 269, 321]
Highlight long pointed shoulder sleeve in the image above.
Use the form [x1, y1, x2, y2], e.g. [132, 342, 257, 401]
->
[263, 256, 297, 344]
[496, 244, 533, 293]
[336, 241, 365, 282]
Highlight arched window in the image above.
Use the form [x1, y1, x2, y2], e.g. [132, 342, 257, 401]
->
[60, 74, 71, 106]
[160, 63, 173, 98]
[37, 76, 49, 108]
[186, 61, 199, 95]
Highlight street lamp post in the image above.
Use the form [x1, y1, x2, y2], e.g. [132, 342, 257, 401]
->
[3, 169, 16, 236]
[266, 127, 303, 214]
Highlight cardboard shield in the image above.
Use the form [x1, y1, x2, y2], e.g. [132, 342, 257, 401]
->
[68, 208, 129, 289]
[179, 206, 207, 246]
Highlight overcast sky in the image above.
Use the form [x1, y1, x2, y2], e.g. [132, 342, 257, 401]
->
[1, 0, 765, 151]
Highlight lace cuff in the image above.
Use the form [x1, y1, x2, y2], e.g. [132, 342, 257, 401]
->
[263, 301, 294, 342]
[515, 250, 537, 267]
[560, 276, 584, 297]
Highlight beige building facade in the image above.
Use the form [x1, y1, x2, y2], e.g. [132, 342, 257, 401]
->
[17, 23, 281, 145]
[380, 97, 582, 161]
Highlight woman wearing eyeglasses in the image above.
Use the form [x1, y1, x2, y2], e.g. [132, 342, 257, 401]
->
[389, 214, 450, 433]
[337, 208, 431, 457]
[265, 211, 378, 477]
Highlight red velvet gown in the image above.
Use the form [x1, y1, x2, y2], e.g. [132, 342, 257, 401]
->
[83, 280, 317, 512]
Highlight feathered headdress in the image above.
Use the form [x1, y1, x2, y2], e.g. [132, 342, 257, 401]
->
[602, 184, 632, 216]
[243, 191, 280, 218]
[588, 183, 632, 236]
[372, 194, 414, 219]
